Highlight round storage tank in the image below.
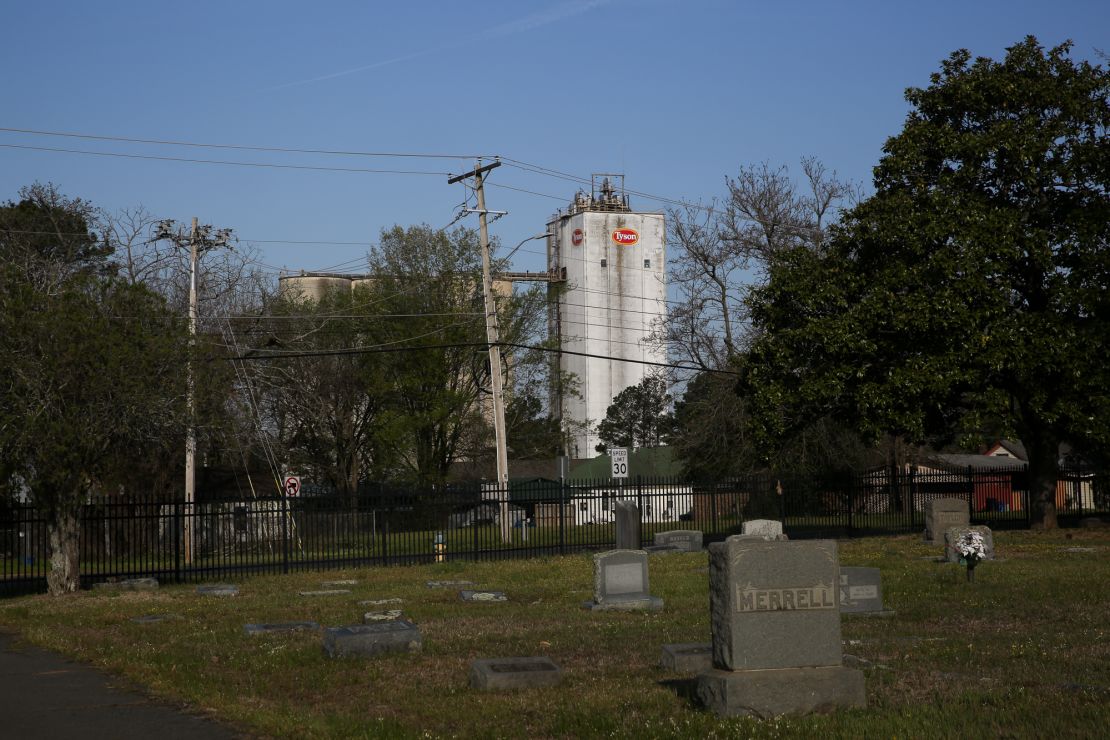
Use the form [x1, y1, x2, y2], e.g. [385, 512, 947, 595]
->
[278, 275, 352, 302]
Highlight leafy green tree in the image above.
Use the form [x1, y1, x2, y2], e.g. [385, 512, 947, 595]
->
[0, 187, 186, 593]
[595, 375, 675, 453]
[744, 38, 1110, 528]
[506, 392, 562, 460]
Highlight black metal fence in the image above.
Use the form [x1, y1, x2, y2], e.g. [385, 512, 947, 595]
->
[2, 467, 1107, 596]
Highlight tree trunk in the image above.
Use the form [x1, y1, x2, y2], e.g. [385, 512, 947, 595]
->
[46, 506, 81, 595]
[1026, 434, 1059, 530]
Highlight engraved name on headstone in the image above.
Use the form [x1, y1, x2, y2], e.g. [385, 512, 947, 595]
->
[653, 530, 704, 552]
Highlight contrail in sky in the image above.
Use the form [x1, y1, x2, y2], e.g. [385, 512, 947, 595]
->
[264, 0, 612, 92]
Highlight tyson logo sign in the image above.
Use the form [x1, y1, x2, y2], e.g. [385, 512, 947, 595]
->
[611, 228, 639, 246]
[571, 228, 584, 246]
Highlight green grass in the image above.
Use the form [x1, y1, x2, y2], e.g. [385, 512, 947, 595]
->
[1, 529, 1109, 738]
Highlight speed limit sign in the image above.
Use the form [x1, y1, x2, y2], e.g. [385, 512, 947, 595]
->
[610, 448, 629, 479]
[283, 475, 301, 497]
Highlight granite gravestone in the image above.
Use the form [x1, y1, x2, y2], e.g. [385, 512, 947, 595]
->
[322, 620, 422, 658]
[943, 525, 995, 563]
[696, 539, 865, 717]
[469, 657, 563, 690]
[925, 498, 969, 543]
[459, 590, 508, 602]
[298, 589, 351, 597]
[244, 621, 319, 636]
[583, 549, 662, 611]
[653, 530, 703, 552]
[661, 643, 713, 673]
[363, 609, 403, 622]
[741, 519, 786, 540]
[614, 500, 641, 550]
[196, 584, 238, 597]
[838, 567, 891, 615]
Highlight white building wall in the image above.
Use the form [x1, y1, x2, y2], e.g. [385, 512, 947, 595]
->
[549, 210, 666, 457]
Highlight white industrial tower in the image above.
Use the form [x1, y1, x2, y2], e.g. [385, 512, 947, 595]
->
[547, 176, 667, 458]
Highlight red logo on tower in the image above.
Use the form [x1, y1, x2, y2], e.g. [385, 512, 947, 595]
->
[611, 228, 639, 246]
[571, 228, 584, 246]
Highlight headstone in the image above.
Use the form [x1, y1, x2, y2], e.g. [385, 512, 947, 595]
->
[696, 539, 865, 717]
[359, 598, 403, 606]
[661, 643, 712, 673]
[582, 549, 662, 611]
[321, 579, 357, 587]
[653, 530, 703, 552]
[459, 590, 508, 602]
[363, 610, 403, 622]
[244, 621, 319, 636]
[925, 498, 969, 543]
[426, 580, 474, 588]
[131, 614, 179, 624]
[741, 519, 786, 540]
[94, 577, 159, 592]
[196, 584, 238, 597]
[839, 567, 892, 616]
[322, 620, 422, 658]
[614, 500, 641, 550]
[469, 657, 563, 691]
[943, 525, 995, 563]
[298, 589, 351, 597]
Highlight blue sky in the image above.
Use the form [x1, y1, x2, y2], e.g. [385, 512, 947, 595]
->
[2, 1, 1107, 277]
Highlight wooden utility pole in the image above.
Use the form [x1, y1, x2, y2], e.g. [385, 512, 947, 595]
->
[448, 160, 512, 543]
[156, 218, 233, 564]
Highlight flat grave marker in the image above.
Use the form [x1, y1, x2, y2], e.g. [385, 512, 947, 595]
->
[94, 577, 159, 592]
[426, 580, 474, 588]
[459, 590, 508, 602]
[321, 579, 357, 587]
[363, 610, 403, 622]
[469, 657, 563, 691]
[244, 621, 320, 636]
[298, 589, 351, 597]
[322, 620, 422, 658]
[196, 584, 238, 597]
[359, 597, 403, 606]
[660, 643, 712, 673]
[653, 530, 703, 552]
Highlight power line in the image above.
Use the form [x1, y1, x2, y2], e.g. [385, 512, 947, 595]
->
[0, 126, 485, 160]
[0, 143, 450, 176]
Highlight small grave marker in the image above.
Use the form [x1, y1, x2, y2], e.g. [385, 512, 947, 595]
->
[359, 598, 403, 606]
[321, 579, 357, 587]
[741, 519, 786, 540]
[459, 590, 508, 602]
[322, 620, 422, 658]
[244, 621, 319, 636]
[298, 589, 351, 597]
[839, 567, 892, 616]
[426, 580, 474, 588]
[196, 584, 238, 597]
[469, 657, 563, 691]
[583, 549, 662, 611]
[926, 498, 969, 543]
[94, 577, 159, 592]
[131, 614, 178, 624]
[653, 530, 703, 552]
[363, 610, 403, 622]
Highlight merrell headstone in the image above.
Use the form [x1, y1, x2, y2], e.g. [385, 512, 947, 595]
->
[614, 500, 641, 550]
[583, 549, 662, 611]
[653, 530, 703, 552]
[741, 519, 785, 540]
[244, 621, 319, 636]
[322, 620, 422, 658]
[196, 584, 238, 597]
[469, 657, 563, 690]
[943, 525, 995, 563]
[459, 590, 508, 602]
[696, 539, 865, 717]
[838, 567, 890, 615]
[661, 643, 713, 673]
[925, 498, 969, 543]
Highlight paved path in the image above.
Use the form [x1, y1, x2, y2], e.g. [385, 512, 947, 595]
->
[0, 632, 247, 739]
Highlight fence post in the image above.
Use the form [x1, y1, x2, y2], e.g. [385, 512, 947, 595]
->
[966, 466, 975, 517]
[847, 475, 855, 535]
[636, 475, 644, 547]
[281, 494, 290, 575]
[558, 477, 566, 555]
[174, 499, 182, 584]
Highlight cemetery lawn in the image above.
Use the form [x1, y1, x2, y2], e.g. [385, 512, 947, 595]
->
[1, 529, 1109, 739]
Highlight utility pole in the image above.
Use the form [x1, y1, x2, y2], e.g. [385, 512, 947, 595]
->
[448, 160, 512, 543]
[156, 218, 234, 564]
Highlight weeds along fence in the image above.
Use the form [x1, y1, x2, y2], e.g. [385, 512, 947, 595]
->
[2, 467, 1107, 596]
